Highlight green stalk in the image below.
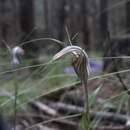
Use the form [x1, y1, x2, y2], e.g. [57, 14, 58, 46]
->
[81, 81, 90, 130]
[13, 71, 19, 130]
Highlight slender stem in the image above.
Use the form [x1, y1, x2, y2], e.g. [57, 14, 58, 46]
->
[13, 72, 18, 130]
[83, 81, 90, 130]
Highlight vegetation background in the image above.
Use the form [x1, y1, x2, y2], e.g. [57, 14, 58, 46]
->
[0, 0, 130, 130]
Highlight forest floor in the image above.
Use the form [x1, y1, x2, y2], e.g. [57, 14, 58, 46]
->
[15, 75, 130, 130]
[1, 50, 130, 130]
